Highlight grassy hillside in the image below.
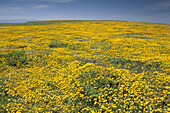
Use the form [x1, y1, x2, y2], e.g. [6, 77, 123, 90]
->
[0, 20, 96, 26]
[0, 20, 170, 112]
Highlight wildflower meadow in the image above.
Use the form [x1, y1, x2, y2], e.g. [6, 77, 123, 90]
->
[0, 20, 169, 112]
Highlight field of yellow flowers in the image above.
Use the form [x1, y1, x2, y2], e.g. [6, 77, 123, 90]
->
[0, 20, 170, 112]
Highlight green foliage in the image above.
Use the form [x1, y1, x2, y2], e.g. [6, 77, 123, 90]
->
[0, 20, 90, 26]
[49, 40, 84, 50]
[109, 58, 164, 73]
[0, 77, 8, 113]
[49, 41, 68, 48]
[3, 49, 28, 67]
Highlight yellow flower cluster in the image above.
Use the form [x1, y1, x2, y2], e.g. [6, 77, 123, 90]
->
[0, 21, 169, 112]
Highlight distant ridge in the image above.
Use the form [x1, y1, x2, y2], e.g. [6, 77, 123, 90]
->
[0, 19, 37, 24]
[0, 20, 168, 27]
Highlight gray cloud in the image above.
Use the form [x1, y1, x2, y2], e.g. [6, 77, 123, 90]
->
[0, 4, 50, 14]
[0, 7, 25, 14]
[146, 0, 170, 11]
[111, 12, 170, 24]
[33, 5, 49, 9]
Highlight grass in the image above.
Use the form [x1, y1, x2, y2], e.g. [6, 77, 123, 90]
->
[0, 49, 29, 67]
[0, 20, 129, 26]
[0, 20, 91, 26]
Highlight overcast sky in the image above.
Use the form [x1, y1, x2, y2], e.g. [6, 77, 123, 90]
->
[0, 0, 169, 24]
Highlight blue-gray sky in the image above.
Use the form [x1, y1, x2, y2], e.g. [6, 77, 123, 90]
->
[0, 0, 169, 24]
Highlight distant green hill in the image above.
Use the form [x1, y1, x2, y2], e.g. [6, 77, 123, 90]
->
[0, 20, 128, 26]
[0, 20, 88, 26]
